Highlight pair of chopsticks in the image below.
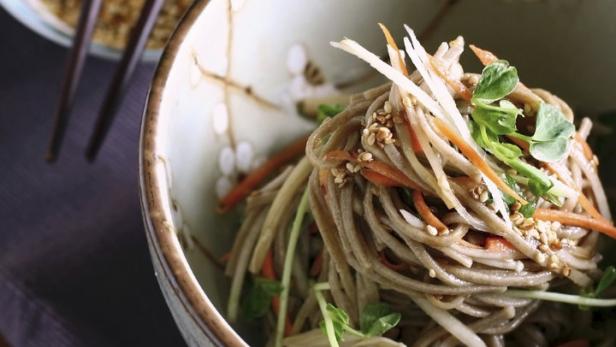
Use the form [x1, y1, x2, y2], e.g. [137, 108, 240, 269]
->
[47, 0, 166, 162]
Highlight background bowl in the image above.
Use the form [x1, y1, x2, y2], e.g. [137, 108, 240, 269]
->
[0, 0, 162, 61]
[140, 0, 616, 346]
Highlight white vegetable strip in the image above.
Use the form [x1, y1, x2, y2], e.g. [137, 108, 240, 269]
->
[413, 295, 487, 347]
[405, 28, 512, 228]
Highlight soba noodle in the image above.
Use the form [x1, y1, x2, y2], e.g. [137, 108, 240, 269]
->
[220, 25, 616, 347]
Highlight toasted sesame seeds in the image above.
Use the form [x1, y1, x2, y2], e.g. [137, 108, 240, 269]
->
[376, 127, 394, 145]
[428, 269, 436, 278]
[384, 101, 392, 113]
[357, 151, 374, 163]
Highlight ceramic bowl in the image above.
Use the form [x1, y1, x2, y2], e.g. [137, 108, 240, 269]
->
[0, 0, 162, 61]
[140, 0, 616, 346]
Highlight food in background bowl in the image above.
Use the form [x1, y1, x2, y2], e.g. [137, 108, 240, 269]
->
[219, 24, 616, 347]
[35, 0, 191, 49]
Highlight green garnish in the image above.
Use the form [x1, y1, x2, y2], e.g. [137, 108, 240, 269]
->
[506, 267, 616, 310]
[518, 199, 537, 218]
[472, 61, 519, 103]
[471, 61, 574, 164]
[242, 277, 283, 319]
[595, 266, 616, 297]
[505, 289, 616, 307]
[274, 188, 311, 347]
[528, 103, 575, 162]
[314, 284, 401, 345]
[468, 60, 575, 204]
[316, 104, 344, 124]
[359, 303, 402, 337]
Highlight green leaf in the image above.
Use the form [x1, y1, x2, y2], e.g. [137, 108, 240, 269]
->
[502, 174, 522, 206]
[526, 103, 574, 162]
[360, 303, 401, 337]
[319, 303, 350, 342]
[530, 137, 570, 162]
[595, 266, 616, 297]
[316, 104, 344, 124]
[471, 99, 521, 135]
[507, 160, 553, 197]
[532, 103, 575, 142]
[519, 199, 537, 218]
[241, 277, 283, 319]
[472, 61, 519, 103]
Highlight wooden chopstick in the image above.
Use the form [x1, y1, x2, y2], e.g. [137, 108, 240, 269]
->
[46, 0, 103, 162]
[85, 0, 166, 161]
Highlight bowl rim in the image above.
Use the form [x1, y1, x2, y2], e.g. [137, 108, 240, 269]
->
[139, 0, 246, 345]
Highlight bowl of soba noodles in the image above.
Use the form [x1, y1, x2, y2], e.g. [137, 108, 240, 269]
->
[139, 0, 616, 346]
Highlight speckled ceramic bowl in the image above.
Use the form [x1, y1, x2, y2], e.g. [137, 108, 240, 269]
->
[140, 1, 616, 346]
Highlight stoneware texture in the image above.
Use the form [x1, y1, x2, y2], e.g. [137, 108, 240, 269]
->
[140, 0, 616, 346]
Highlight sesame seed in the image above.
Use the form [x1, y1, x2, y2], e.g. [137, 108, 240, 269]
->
[384, 101, 392, 113]
[535, 253, 547, 264]
[358, 152, 374, 162]
[428, 269, 436, 278]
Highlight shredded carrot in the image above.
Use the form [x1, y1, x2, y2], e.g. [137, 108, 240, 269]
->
[261, 250, 293, 335]
[542, 164, 607, 222]
[432, 117, 527, 204]
[577, 194, 608, 222]
[403, 115, 423, 153]
[469, 44, 498, 66]
[309, 250, 324, 277]
[378, 23, 408, 76]
[364, 161, 422, 190]
[484, 236, 515, 252]
[361, 168, 401, 187]
[379, 251, 406, 271]
[218, 136, 308, 213]
[575, 133, 593, 160]
[324, 150, 422, 190]
[219, 251, 231, 264]
[412, 190, 448, 233]
[534, 208, 616, 240]
[554, 339, 589, 347]
[429, 57, 472, 101]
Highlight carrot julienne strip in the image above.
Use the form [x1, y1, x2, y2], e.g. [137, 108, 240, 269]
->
[378, 23, 408, 76]
[261, 250, 293, 335]
[432, 117, 527, 204]
[218, 136, 308, 213]
[412, 190, 448, 233]
[533, 208, 616, 240]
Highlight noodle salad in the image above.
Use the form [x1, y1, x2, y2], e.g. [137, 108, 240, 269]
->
[218, 24, 616, 347]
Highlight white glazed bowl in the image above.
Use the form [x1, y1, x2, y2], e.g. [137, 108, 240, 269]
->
[0, 0, 162, 61]
[140, 0, 616, 346]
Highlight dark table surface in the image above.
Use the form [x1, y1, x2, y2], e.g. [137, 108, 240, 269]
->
[0, 8, 186, 347]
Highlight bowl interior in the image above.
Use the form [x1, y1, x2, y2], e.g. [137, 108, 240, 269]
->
[148, 0, 616, 344]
